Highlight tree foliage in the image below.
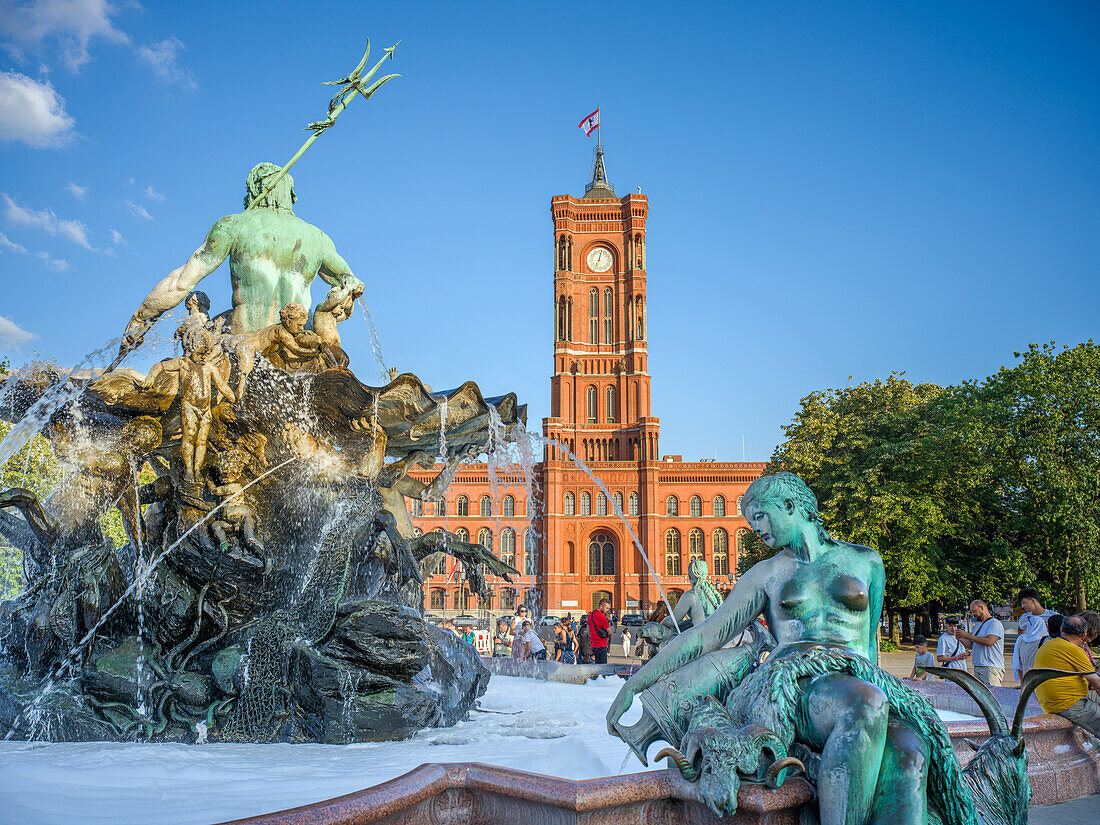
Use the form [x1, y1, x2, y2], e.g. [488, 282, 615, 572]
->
[765, 344, 1100, 615]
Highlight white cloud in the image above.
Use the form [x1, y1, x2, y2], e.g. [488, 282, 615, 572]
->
[66, 181, 88, 199]
[35, 250, 69, 271]
[0, 70, 75, 147]
[143, 184, 164, 201]
[0, 231, 28, 253]
[2, 192, 91, 248]
[0, 229, 70, 271]
[109, 227, 124, 245]
[125, 199, 152, 221]
[0, 313, 37, 348]
[136, 37, 196, 90]
[0, 0, 131, 72]
[3, 193, 93, 248]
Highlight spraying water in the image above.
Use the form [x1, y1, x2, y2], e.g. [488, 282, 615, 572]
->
[355, 297, 389, 384]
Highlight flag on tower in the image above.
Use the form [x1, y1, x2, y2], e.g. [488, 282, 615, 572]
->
[578, 107, 600, 137]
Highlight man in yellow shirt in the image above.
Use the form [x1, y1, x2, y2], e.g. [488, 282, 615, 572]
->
[1033, 615, 1100, 738]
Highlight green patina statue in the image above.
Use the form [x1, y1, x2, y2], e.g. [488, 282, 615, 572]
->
[119, 162, 364, 348]
[640, 558, 724, 649]
[607, 472, 1066, 825]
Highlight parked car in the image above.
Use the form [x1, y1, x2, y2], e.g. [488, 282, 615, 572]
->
[620, 613, 647, 627]
[537, 615, 560, 627]
[451, 615, 479, 628]
[424, 614, 445, 626]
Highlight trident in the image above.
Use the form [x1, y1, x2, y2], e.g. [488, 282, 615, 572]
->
[246, 39, 400, 210]
[99, 40, 399, 379]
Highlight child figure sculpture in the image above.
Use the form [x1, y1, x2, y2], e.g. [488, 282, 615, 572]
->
[206, 448, 269, 573]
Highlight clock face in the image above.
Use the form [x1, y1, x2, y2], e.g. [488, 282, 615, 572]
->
[587, 247, 613, 273]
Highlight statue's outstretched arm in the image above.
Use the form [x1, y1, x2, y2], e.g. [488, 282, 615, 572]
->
[607, 569, 767, 735]
[318, 248, 364, 294]
[121, 221, 232, 352]
[866, 548, 885, 665]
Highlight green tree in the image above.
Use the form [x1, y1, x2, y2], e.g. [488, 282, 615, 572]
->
[972, 342, 1100, 611]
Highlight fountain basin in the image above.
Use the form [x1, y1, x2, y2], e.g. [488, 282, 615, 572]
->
[912, 679, 1100, 805]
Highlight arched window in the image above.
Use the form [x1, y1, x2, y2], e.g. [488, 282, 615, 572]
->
[596, 492, 607, 515]
[480, 495, 492, 517]
[457, 495, 469, 516]
[457, 587, 469, 610]
[426, 553, 446, 575]
[558, 235, 566, 270]
[586, 385, 597, 423]
[557, 296, 567, 341]
[588, 532, 615, 575]
[635, 297, 645, 340]
[666, 495, 679, 517]
[736, 495, 744, 516]
[503, 495, 515, 517]
[713, 495, 726, 517]
[502, 588, 516, 610]
[580, 492, 591, 515]
[614, 492, 623, 514]
[524, 531, 537, 575]
[689, 528, 704, 562]
[436, 498, 446, 516]
[501, 528, 516, 566]
[410, 498, 423, 516]
[713, 529, 729, 576]
[603, 287, 613, 344]
[478, 528, 492, 551]
[665, 529, 681, 575]
[628, 492, 639, 516]
[689, 495, 702, 517]
[430, 589, 445, 610]
[605, 386, 616, 423]
[589, 288, 599, 343]
[564, 492, 575, 515]
[737, 529, 747, 557]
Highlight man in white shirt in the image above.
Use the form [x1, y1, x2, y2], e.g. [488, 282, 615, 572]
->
[936, 616, 971, 673]
[957, 599, 1006, 686]
[1011, 587, 1055, 681]
[520, 620, 547, 661]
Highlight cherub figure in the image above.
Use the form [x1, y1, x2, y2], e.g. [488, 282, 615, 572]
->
[206, 447, 269, 572]
[244, 302, 330, 373]
[174, 290, 212, 347]
[311, 282, 362, 367]
[145, 328, 236, 483]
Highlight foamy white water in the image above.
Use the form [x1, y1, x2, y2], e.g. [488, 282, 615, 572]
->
[0, 674, 978, 825]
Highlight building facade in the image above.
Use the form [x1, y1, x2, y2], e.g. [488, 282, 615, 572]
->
[410, 149, 765, 617]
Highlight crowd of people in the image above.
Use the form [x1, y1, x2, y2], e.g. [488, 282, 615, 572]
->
[907, 588, 1100, 739]
[489, 599, 620, 664]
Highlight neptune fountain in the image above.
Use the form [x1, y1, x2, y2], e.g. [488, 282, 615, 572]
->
[0, 43, 523, 745]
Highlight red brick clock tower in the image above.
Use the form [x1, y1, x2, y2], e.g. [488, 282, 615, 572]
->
[541, 146, 665, 614]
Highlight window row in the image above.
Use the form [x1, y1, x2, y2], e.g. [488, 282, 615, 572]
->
[424, 527, 538, 577]
[563, 492, 745, 518]
[409, 494, 520, 517]
[564, 490, 636, 516]
[428, 587, 534, 611]
[585, 385, 617, 423]
[664, 528, 741, 577]
[664, 494, 743, 517]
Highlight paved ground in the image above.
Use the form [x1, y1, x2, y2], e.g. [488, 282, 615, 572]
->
[1029, 793, 1100, 823]
[601, 628, 1025, 686]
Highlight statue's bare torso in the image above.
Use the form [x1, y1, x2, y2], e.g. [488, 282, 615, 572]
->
[201, 210, 349, 334]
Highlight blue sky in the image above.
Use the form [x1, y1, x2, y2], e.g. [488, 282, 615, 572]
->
[0, 1, 1097, 461]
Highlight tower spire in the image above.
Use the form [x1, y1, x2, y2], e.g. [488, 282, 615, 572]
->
[583, 144, 615, 199]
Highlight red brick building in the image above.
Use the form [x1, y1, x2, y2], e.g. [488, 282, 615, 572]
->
[410, 148, 765, 618]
